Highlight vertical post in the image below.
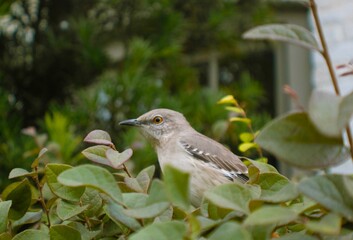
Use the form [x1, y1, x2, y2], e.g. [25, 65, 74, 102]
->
[208, 51, 219, 90]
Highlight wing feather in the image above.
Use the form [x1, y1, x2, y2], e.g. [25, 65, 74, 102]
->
[179, 132, 248, 176]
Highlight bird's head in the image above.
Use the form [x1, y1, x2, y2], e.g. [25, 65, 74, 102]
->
[119, 108, 191, 146]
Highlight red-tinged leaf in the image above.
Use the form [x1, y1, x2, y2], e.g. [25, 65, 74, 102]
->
[81, 145, 111, 167]
[84, 130, 113, 146]
[106, 148, 133, 169]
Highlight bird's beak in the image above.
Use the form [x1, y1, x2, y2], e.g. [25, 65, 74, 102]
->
[119, 118, 141, 127]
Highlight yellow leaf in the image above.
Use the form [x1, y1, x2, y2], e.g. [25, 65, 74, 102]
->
[225, 106, 244, 114]
[238, 143, 257, 152]
[217, 95, 238, 105]
[229, 117, 251, 124]
[239, 132, 254, 143]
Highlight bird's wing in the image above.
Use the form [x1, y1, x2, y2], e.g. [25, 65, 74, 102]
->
[179, 132, 248, 181]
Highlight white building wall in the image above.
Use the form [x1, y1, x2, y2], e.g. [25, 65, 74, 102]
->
[311, 0, 353, 173]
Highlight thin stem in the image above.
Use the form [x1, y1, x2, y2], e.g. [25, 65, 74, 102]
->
[110, 144, 133, 177]
[310, 0, 353, 160]
[237, 103, 263, 158]
[33, 168, 51, 227]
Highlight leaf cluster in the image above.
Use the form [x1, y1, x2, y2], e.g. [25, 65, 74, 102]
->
[1, 127, 353, 240]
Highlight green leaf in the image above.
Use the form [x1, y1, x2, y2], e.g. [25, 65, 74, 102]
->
[2, 179, 32, 220]
[305, 212, 341, 235]
[298, 174, 353, 221]
[0, 201, 12, 233]
[49, 225, 81, 240]
[12, 210, 42, 228]
[81, 145, 111, 166]
[106, 148, 133, 169]
[204, 183, 253, 214]
[103, 201, 142, 231]
[12, 229, 49, 240]
[163, 165, 190, 211]
[243, 24, 320, 52]
[244, 206, 298, 227]
[80, 188, 103, 217]
[31, 148, 48, 169]
[0, 232, 12, 240]
[67, 222, 100, 240]
[136, 165, 155, 193]
[129, 221, 186, 240]
[45, 164, 85, 202]
[124, 202, 170, 219]
[275, 232, 317, 240]
[256, 173, 299, 203]
[309, 91, 353, 137]
[255, 112, 349, 169]
[147, 179, 168, 204]
[208, 221, 251, 240]
[84, 129, 113, 146]
[8, 168, 36, 179]
[56, 199, 88, 221]
[58, 164, 123, 204]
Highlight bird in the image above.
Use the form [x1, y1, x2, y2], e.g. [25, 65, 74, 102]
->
[119, 108, 248, 206]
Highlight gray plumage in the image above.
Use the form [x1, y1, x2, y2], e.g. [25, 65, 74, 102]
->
[119, 108, 248, 206]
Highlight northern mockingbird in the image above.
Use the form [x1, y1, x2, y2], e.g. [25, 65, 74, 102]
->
[119, 108, 248, 206]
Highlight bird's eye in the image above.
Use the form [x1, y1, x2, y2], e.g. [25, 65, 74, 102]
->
[152, 116, 164, 124]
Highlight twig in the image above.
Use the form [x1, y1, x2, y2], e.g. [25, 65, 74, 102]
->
[310, 0, 353, 161]
[32, 167, 51, 227]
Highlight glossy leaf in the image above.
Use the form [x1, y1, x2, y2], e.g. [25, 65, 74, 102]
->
[106, 148, 133, 169]
[49, 225, 81, 240]
[243, 24, 321, 52]
[255, 112, 349, 169]
[204, 183, 254, 214]
[2, 179, 32, 220]
[45, 164, 85, 201]
[309, 91, 353, 137]
[12, 230, 49, 240]
[208, 221, 251, 240]
[0, 232, 12, 240]
[244, 206, 298, 227]
[163, 165, 190, 211]
[84, 129, 113, 146]
[129, 221, 186, 240]
[58, 164, 123, 204]
[298, 174, 353, 221]
[0, 201, 11, 233]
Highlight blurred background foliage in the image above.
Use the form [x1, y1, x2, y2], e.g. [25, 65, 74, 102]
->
[0, 0, 275, 188]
